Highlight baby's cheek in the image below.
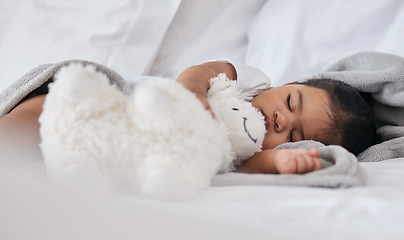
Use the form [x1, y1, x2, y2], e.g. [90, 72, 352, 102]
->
[262, 134, 286, 150]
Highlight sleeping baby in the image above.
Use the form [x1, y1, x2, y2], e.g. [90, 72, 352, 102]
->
[0, 60, 378, 175]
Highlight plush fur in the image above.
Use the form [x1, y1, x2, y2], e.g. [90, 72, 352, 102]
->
[39, 64, 265, 200]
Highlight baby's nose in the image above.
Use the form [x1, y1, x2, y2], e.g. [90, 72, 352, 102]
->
[274, 111, 290, 133]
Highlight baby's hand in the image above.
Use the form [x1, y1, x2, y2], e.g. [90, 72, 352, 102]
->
[273, 148, 322, 174]
[194, 93, 215, 118]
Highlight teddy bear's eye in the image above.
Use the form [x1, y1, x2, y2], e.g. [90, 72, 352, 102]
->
[232, 108, 239, 111]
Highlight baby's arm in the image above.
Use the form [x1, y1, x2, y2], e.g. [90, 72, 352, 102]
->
[176, 61, 237, 115]
[0, 95, 46, 161]
[237, 148, 322, 174]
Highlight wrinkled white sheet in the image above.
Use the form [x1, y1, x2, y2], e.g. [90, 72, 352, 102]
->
[1, 0, 404, 239]
[0, 0, 181, 90]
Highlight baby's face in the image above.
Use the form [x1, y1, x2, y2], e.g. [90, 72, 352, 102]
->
[251, 84, 333, 150]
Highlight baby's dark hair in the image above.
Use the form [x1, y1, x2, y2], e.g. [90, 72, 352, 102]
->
[299, 78, 379, 155]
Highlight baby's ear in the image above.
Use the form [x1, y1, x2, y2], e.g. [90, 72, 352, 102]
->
[285, 81, 299, 85]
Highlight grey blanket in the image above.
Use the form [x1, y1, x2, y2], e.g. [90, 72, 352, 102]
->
[0, 60, 132, 117]
[213, 140, 366, 188]
[1, 52, 402, 188]
[308, 51, 404, 162]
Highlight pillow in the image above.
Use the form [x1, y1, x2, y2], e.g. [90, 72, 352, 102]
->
[245, 0, 404, 86]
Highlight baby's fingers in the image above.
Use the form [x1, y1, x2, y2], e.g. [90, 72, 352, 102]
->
[313, 155, 322, 171]
[308, 148, 320, 158]
[295, 154, 309, 173]
[295, 153, 322, 174]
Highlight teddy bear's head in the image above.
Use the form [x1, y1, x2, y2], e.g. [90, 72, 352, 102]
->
[207, 74, 266, 165]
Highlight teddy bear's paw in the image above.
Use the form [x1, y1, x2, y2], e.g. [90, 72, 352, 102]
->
[54, 63, 108, 103]
[133, 82, 174, 120]
[140, 168, 190, 201]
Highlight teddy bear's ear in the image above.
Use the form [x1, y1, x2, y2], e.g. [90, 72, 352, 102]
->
[53, 63, 103, 103]
[133, 81, 174, 120]
[127, 79, 182, 133]
[53, 63, 125, 107]
[207, 73, 238, 98]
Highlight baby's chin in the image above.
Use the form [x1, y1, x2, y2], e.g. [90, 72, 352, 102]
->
[261, 137, 279, 150]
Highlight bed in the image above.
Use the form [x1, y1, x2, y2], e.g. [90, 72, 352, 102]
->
[1, 0, 404, 239]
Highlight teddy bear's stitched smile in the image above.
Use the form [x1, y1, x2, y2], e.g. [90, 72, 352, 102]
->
[243, 117, 257, 144]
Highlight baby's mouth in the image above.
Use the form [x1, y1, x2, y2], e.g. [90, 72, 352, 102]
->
[262, 111, 271, 131]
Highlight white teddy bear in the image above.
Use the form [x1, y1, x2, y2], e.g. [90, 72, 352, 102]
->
[39, 64, 265, 200]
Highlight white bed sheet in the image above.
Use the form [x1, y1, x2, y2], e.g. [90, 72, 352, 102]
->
[1, 0, 404, 239]
[1, 158, 404, 240]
